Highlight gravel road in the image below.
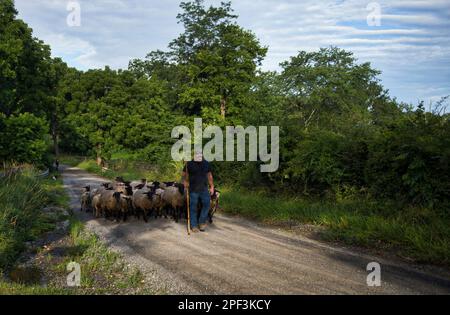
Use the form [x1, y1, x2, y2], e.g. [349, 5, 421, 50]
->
[62, 165, 450, 294]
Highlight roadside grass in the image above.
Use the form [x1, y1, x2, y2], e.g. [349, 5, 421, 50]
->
[58, 155, 87, 167]
[78, 159, 146, 181]
[60, 154, 180, 182]
[0, 168, 71, 294]
[0, 165, 158, 294]
[220, 188, 450, 266]
[0, 168, 65, 271]
[1, 218, 155, 295]
[47, 217, 152, 294]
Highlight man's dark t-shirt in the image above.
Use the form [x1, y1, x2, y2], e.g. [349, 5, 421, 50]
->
[184, 160, 212, 193]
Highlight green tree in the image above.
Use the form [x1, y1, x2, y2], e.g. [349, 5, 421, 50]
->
[280, 47, 385, 130]
[0, 113, 48, 165]
[0, 0, 57, 167]
[47, 58, 71, 158]
[0, 0, 53, 117]
[169, 0, 267, 121]
[275, 47, 390, 194]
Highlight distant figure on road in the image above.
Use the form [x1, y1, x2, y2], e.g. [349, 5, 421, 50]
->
[54, 159, 60, 172]
[183, 152, 215, 233]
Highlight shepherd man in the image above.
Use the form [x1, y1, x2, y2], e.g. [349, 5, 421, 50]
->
[182, 152, 215, 232]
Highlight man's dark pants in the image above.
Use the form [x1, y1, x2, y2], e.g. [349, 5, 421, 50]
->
[189, 190, 210, 228]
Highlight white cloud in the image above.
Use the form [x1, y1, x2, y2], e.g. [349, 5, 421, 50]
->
[44, 33, 98, 67]
[14, 0, 450, 105]
[380, 13, 447, 25]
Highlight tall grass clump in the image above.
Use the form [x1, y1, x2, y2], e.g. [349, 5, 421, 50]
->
[0, 168, 51, 270]
[62, 153, 183, 183]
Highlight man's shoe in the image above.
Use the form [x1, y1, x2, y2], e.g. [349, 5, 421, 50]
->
[191, 227, 200, 233]
[199, 224, 207, 232]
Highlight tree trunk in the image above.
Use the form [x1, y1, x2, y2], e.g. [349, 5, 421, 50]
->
[52, 133, 59, 157]
[51, 113, 59, 157]
[96, 143, 103, 166]
[220, 96, 226, 119]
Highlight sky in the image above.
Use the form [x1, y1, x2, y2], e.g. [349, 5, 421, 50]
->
[14, 0, 450, 105]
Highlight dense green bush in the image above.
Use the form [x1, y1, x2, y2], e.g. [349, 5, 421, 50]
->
[283, 129, 345, 194]
[366, 105, 450, 209]
[0, 113, 49, 166]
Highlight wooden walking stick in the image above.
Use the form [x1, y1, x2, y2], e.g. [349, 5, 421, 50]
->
[185, 160, 191, 235]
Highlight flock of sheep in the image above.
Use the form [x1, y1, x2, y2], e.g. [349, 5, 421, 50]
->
[80, 177, 220, 223]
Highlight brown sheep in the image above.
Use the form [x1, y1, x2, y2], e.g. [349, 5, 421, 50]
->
[80, 186, 92, 212]
[91, 182, 113, 218]
[152, 188, 166, 218]
[91, 182, 112, 197]
[160, 182, 176, 189]
[131, 179, 147, 191]
[99, 190, 122, 221]
[92, 193, 102, 218]
[132, 189, 155, 222]
[207, 189, 221, 223]
[118, 184, 134, 222]
[161, 184, 186, 222]
[92, 182, 132, 222]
